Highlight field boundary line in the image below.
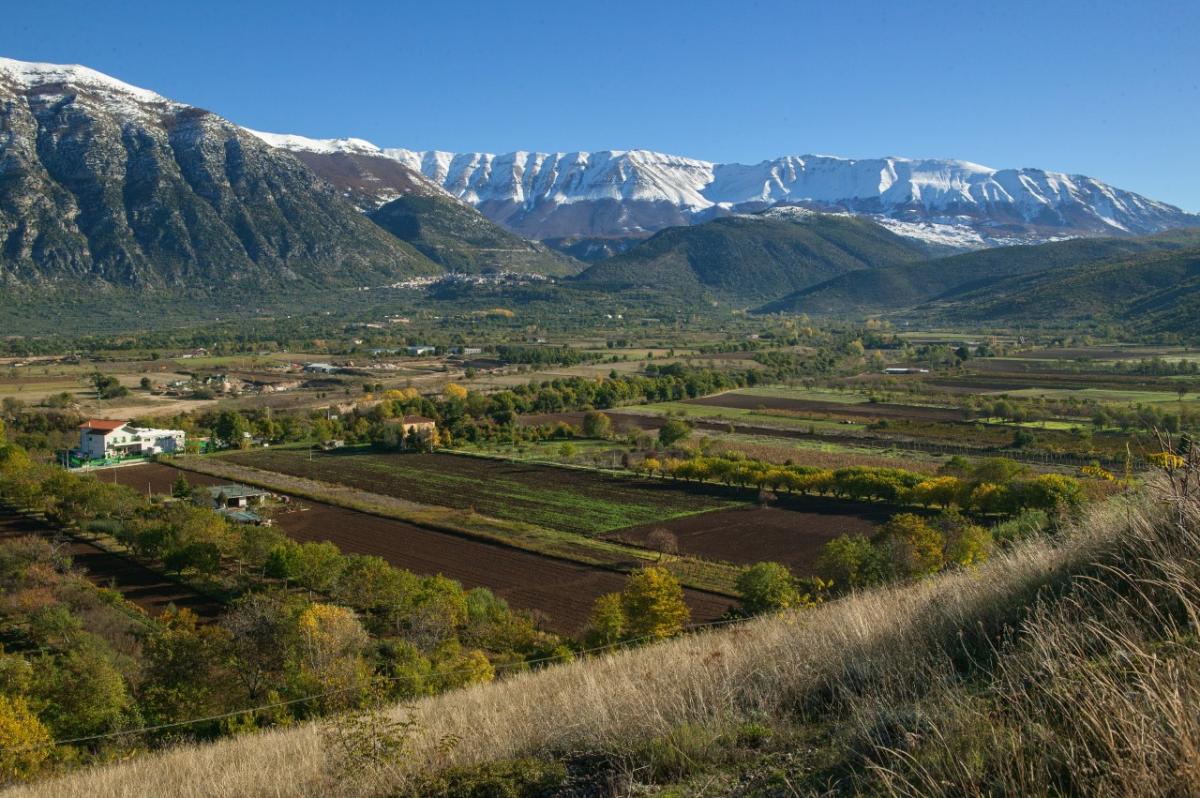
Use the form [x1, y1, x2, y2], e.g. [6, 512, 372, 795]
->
[166, 457, 742, 601]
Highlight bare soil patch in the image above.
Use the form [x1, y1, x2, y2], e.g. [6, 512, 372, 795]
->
[609, 498, 889, 575]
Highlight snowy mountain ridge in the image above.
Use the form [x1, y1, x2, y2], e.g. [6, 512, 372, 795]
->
[1, 55, 1195, 253]
[246, 132, 1198, 248]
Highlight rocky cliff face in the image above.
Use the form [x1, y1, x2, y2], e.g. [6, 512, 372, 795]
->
[0, 58, 439, 291]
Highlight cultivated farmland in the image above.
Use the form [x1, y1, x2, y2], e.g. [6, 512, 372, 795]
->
[685, 391, 969, 423]
[609, 498, 888, 574]
[105, 464, 733, 632]
[222, 450, 739, 536]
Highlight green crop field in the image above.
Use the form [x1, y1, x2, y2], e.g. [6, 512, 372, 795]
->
[223, 449, 740, 536]
[730, 385, 871, 403]
[620, 401, 868, 431]
[1001, 387, 1192, 404]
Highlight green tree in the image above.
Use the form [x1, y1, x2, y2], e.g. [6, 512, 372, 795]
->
[582, 410, 612, 439]
[584, 592, 627, 646]
[170, 473, 191, 499]
[140, 608, 233, 724]
[817, 534, 887, 590]
[214, 411, 249, 449]
[266, 541, 344, 593]
[658, 419, 692, 447]
[621, 567, 690, 641]
[34, 636, 135, 738]
[736, 562, 801, 615]
[91, 372, 129, 400]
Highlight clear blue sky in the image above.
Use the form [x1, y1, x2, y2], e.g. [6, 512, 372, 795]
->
[4, 0, 1197, 210]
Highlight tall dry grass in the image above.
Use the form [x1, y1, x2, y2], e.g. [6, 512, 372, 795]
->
[9, 475, 1198, 797]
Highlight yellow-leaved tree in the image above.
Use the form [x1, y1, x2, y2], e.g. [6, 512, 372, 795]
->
[290, 603, 371, 712]
[620, 567, 690, 641]
[0, 694, 52, 782]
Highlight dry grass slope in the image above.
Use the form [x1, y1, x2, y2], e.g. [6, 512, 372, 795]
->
[12, 473, 1200, 797]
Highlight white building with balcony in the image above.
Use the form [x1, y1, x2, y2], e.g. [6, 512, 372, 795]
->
[77, 419, 186, 461]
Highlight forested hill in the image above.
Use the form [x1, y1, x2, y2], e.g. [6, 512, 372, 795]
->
[576, 210, 929, 302]
[758, 228, 1200, 317]
[918, 244, 1200, 336]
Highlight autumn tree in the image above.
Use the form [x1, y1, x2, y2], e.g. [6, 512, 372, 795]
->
[620, 567, 690, 641]
[644, 528, 679, 561]
[288, 603, 371, 712]
[878, 513, 945, 579]
[0, 695, 52, 782]
[582, 410, 612, 439]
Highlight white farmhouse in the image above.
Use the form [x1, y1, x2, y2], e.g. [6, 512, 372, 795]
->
[77, 419, 186, 461]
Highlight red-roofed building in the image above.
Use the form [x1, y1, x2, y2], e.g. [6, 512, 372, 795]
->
[76, 419, 185, 462]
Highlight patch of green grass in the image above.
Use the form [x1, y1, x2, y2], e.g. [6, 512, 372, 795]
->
[977, 417, 1086, 431]
[732, 385, 870, 403]
[999, 387, 1189, 404]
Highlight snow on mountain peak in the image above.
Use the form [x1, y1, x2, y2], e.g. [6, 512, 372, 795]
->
[247, 138, 1193, 244]
[243, 129, 384, 157]
[0, 56, 172, 106]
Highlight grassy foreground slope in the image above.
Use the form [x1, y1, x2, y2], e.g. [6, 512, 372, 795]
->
[18, 471, 1200, 797]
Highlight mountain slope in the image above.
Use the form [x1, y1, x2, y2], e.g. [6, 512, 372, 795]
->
[759, 228, 1200, 316]
[0, 58, 440, 292]
[919, 245, 1200, 335]
[242, 130, 446, 211]
[576, 208, 928, 301]
[247, 130, 582, 276]
[368, 193, 582, 276]
[389, 148, 1200, 246]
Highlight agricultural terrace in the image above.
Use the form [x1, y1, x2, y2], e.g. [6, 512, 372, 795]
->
[222, 449, 740, 537]
[103, 463, 733, 632]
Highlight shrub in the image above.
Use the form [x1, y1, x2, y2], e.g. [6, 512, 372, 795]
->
[400, 757, 568, 798]
[736, 561, 801, 615]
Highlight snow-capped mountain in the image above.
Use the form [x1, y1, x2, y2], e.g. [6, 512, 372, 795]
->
[251, 133, 1199, 249]
[387, 149, 1200, 247]
[0, 57, 437, 288]
[245, 130, 453, 211]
